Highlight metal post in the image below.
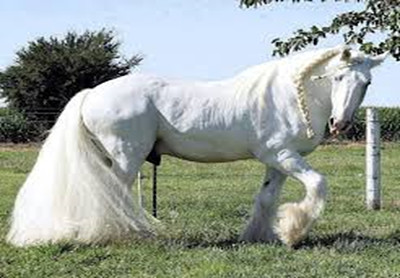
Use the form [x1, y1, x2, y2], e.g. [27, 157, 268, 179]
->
[137, 171, 142, 207]
[152, 164, 158, 217]
[366, 108, 381, 210]
[137, 171, 144, 215]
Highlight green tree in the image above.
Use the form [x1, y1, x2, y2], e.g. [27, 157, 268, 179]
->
[240, 0, 400, 60]
[0, 29, 141, 130]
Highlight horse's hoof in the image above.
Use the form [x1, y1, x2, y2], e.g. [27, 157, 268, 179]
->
[274, 202, 314, 247]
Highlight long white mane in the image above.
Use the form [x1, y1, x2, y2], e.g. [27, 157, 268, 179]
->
[292, 47, 345, 138]
[230, 46, 351, 138]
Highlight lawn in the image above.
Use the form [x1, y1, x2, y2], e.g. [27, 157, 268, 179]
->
[1, 144, 400, 277]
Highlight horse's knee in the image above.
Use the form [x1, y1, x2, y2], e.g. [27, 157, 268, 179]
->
[305, 172, 327, 201]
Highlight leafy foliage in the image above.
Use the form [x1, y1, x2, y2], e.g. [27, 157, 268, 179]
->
[0, 29, 141, 129]
[241, 0, 360, 8]
[240, 0, 400, 60]
[344, 107, 400, 141]
[323, 107, 400, 142]
[0, 108, 41, 143]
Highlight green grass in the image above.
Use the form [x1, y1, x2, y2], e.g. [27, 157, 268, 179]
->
[1, 144, 400, 277]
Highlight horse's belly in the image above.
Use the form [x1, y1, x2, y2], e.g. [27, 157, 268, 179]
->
[155, 134, 252, 163]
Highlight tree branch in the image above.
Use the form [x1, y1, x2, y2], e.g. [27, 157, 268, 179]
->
[241, 0, 399, 60]
[240, 0, 362, 8]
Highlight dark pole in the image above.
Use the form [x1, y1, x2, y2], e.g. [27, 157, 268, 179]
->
[152, 164, 157, 217]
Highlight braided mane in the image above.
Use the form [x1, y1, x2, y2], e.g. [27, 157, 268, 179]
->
[293, 47, 344, 138]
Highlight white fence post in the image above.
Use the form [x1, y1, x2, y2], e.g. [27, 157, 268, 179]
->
[366, 108, 381, 210]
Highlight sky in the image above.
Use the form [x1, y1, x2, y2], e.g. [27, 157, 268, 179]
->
[0, 0, 398, 107]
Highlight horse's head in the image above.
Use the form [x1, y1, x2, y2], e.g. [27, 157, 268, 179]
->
[326, 47, 387, 135]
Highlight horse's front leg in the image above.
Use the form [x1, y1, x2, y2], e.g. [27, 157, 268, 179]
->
[268, 149, 327, 247]
[240, 167, 287, 242]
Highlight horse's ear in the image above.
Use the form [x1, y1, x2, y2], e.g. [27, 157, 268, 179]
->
[340, 47, 352, 62]
[369, 52, 389, 68]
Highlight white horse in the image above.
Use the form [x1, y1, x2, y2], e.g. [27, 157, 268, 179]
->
[7, 46, 387, 247]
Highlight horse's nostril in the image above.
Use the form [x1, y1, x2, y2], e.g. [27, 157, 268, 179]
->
[329, 117, 335, 127]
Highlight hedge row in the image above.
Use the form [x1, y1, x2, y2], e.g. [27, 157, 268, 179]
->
[0, 108, 47, 143]
[1, 107, 400, 143]
[342, 107, 400, 142]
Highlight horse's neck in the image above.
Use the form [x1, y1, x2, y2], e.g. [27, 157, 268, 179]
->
[279, 50, 336, 137]
[230, 50, 336, 137]
[303, 62, 333, 135]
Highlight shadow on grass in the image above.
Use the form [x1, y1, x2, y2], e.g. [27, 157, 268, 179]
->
[160, 234, 243, 250]
[165, 230, 400, 251]
[8, 230, 400, 253]
[295, 230, 400, 251]
[185, 238, 243, 249]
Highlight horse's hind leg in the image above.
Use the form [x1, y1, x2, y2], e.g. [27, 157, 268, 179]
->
[97, 129, 151, 185]
[83, 98, 158, 185]
[240, 168, 287, 242]
[81, 110, 158, 241]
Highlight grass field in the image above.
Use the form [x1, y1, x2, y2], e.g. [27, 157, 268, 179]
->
[1, 144, 400, 277]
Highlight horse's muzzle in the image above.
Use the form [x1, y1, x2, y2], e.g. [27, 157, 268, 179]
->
[329, 117, 352, 135]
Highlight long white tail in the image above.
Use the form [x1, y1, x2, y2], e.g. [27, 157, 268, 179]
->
[7, 90, 156, 247]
